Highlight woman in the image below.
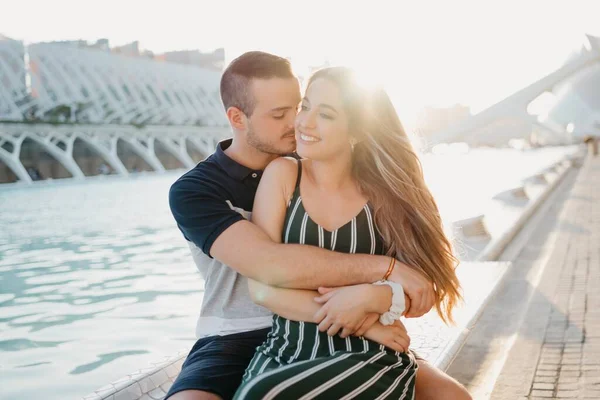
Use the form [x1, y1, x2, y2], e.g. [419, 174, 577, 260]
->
[234, 67, 462, 399]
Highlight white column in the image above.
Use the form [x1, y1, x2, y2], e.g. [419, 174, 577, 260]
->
[0, 133, 32, 183]
[155, 135, 195, 169]
[30, 130, 85, 179]
[78, 132, 129, 176]
[121, 135, 165, 172]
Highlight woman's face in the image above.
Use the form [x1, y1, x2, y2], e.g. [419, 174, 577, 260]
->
[295, 78, 352, 161]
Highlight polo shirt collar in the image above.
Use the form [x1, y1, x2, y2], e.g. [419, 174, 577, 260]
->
[214, 139, 262, 181]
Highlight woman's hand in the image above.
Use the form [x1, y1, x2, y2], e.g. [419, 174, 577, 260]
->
[354, 313, 380, 337]
[313, 284, 391, 338]
[362, 320, 411, 353]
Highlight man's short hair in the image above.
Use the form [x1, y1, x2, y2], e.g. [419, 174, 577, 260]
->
[220, 51, 295, 117]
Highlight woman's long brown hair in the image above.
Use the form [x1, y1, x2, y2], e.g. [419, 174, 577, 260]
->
[308, 67, 462, 323]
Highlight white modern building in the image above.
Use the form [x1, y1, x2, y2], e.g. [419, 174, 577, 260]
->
[0, 35, 230, 184]
[0, 35, 227, 126]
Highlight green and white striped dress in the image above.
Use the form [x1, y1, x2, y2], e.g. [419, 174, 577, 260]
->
[234, 160, 417, 400]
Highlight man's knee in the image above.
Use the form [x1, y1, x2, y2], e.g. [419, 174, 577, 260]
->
[168, 389, 222, 400]
[415, 360, 472, 400]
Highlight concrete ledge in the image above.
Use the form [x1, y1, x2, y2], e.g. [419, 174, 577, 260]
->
[452, 214, 491, 239]
[491, 185, 529, 203]
[476, 149, 586, 261]
[448, 150, 585, 262]
[82, 351, 187, 400]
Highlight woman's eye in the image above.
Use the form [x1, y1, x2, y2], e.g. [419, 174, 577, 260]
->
[273, 114, 285, 119]
[320, 113, 333, 120]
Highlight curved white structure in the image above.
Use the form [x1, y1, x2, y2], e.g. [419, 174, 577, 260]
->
[427, 35, 600, 148]
[0, 123, 229, 183]
[0, 36, 227, 126]
[0, 35, 231, 183]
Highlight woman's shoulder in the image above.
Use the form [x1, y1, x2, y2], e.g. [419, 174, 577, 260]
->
[261, 156, 302, 198]
[264, 156, 301, 178]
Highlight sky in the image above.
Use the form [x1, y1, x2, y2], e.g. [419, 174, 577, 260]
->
[1, 0, 599, 128]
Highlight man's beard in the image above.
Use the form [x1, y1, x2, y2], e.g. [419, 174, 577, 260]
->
[247, 126, 295, 156]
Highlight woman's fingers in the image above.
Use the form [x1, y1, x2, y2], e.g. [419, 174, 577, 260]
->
[318, 316, 332, 332]
[355, 326, 368, 337]
[327, 323, 342, 337]
[314, 291, 335, 304]
[393, 338, 407, 353]
[389, 341, 405, 353]
[394, 321, 407, 333]
[313, 306, 327, 323]
[340, 327, 353, 339]
[394, 335, 410, 352]
[318, 286, 336, 294]
[360, 313, 380, 334]
[354, 316, 369, 337]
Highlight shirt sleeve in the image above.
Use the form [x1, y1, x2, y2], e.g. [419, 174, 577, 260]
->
[169, 175, 244, 257]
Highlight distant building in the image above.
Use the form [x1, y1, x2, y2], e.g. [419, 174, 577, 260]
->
[111, 41, 141, 57]
[156, 48, 225, 71]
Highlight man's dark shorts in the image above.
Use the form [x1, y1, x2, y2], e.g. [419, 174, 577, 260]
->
[165, 328, 270, 400]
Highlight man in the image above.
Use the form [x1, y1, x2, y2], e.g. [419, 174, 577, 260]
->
[167, 51, 471, 400]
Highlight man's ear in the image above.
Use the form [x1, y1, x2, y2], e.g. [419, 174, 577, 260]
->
[226, 107, 247, 131]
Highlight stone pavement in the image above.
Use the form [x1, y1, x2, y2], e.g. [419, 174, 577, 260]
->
[489, 154, 600, 399]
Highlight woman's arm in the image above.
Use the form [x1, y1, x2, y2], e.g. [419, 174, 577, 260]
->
[250, 278, 411, 353]
[248, 157, 322, 322]
[249, 278, 393, 325]
[248, 279, 320, 323]
[248, 157, 394, 336]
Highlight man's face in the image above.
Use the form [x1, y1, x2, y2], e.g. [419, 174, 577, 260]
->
[245, 77, 301, 156]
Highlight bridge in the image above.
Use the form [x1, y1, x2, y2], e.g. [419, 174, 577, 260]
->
[0, 123, 229, 183]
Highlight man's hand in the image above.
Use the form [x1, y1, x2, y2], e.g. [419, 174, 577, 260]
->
[403, 293, 411, 317]
[389, 261, 435, 318]
[362, 320, 411, 353]
[314, 284, 381, 338]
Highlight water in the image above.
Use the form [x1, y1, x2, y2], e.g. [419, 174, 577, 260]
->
[0, 145, 579, 400]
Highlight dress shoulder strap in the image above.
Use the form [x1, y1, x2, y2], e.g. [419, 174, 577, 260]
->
[294, 158, 303, 191]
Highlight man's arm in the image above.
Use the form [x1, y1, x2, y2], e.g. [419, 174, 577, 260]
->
[212, 220, 390, 288]
[213, 220, 433, 316]
[170, 157, 390, 289]
[169, 158, 434, 315]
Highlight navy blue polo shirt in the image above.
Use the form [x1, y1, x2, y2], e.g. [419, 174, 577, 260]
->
[168, 138, 273, 337]
[170, 139, 263, 256]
